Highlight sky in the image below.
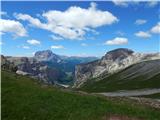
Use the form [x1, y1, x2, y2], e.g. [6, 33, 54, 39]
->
[0, 1, 160, 57]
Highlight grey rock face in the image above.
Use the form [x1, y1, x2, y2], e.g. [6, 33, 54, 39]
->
[103, 48, 134, 61]
[34, 50, 62, 63]
[74, 48, 160, 88]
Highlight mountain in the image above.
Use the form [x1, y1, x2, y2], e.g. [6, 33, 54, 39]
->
[2, 50, 98, 86]
[74, 48, 160, 88]
[34, 50, 62, 63]
[33, 50, 98, 73]
[80, 59, 160, 92]
[38, 51, 98, 73]
[34, 49, 98, 64]
[3, 48, 159, 89]
[4, 56, 68, 84]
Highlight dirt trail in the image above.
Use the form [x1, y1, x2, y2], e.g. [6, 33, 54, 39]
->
[98, 88, 160, 97]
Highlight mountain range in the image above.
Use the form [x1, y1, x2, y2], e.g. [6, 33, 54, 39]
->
[1, 48, 160, 90]
[1, 50, 98, 86]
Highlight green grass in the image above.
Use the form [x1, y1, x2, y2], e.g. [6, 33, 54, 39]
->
[79, 69, 160, 93]
[2, 70, 160, 120]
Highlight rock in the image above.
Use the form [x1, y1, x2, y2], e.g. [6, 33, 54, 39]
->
[1, 55, 18, 72]
[34, 50, 62, 63]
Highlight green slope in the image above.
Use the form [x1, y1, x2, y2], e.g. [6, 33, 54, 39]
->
[80, 73, 160, 93]
[80, 60, 160, 93]
[2, 70, 160, 120]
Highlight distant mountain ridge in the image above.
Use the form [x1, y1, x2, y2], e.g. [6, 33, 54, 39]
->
[34, 50, 62, 63]
[1, 50, 98, 86]
[2, 48, 160, 89]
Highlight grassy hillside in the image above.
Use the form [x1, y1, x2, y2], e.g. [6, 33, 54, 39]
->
[2, 70, 160, 120]
[80, 73, 160, 93]
[80, 61, 160, 92]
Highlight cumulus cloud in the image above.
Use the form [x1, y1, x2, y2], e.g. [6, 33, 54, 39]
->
[15, 2, 118, 40]
[151, 22, 160, 34]
[105, 37, 128, 45]
[81, 43, 88, 47]
[0, 19, 27, 37]
[15, 13, 47, 29]
[51, 45, 64, 49]
[135, 31, 151, 38]
[135, 19, 147, 25]
[27, 39, 41, 45]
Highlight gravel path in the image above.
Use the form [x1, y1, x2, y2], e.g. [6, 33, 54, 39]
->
[98, 88, 160, 97]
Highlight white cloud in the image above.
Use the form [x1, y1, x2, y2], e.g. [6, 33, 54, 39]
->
[15, 13, 47, 29]
[51, 35, 63, 41]
[0, 19, 27, 37]
[81, 43, 88, 47]
[27, 39, 41, 45]
[15, 2, 118, 40]
[135, 19, 147, 25]
[112, 1, 158, 7]
[135, 31, 151, 38]
[112, 1, 128, 7]
[51, 45, 64, 49]
[151, 22, 160, 34]
[112, 1, 139, 7]
[42, 2, 118, 29]
[22, 46, 30, 49]
[105, 37, 128, 45]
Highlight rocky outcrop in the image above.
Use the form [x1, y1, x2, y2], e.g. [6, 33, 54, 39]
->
[74, 48, 160, 88]
[1, 55, 18, 72]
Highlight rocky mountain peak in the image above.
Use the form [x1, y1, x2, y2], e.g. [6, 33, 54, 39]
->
[34, 50, 61, 62]
[35, 50, 54, 58]
[103, 48, 134, 61]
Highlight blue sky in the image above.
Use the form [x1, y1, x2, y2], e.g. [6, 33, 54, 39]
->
[1, 1, 160, 57]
